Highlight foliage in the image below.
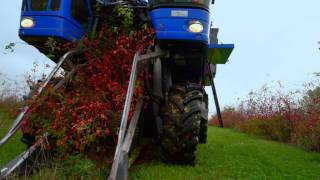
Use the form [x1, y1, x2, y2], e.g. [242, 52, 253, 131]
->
[4, 42, 15, 53]
[0, 74, 26, 118]
[301, 86, 320, 112]
[116, 6, 134, 30]
[44, 37, 61, 59]
[21, 11, 154, 163]
[210, 76, 320, 152]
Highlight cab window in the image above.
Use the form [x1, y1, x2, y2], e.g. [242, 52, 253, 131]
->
[149, 0, 210, 9]
[50, 0, 61, 11]
[71, 0, 89, 27]
[22, 0, 28, 11]
[30, 0, 49, 11]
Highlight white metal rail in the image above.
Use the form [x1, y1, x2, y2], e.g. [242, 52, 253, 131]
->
[109, 50, 166, 180]
[0, 49, 81, 147]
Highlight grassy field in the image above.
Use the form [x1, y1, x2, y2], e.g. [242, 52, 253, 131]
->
[131, 128, 320, 179]
[1, 110, 320, 179]
[0, 110, 26, 167]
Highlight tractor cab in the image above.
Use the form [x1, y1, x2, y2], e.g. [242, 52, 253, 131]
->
[149, 0, 211, 11]
[149, 0, 234, 85]
[148, 0, 212, 84]
[149, 0, 211, 44]
[19, 0, 93, 61]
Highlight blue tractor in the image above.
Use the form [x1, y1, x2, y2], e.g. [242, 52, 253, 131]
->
[20, 0, 94, 42]
[1, 0, 233, 178]
[19, 0, 234, 163]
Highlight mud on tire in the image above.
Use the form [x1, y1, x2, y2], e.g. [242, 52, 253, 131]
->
[160, 83, 204, 164]
[199, 92, 209, 144]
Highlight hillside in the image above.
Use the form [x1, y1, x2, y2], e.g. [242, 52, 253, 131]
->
[0, 110, 25, 167]
[130, 128, 320, 179]
[1, 110, 320, 179]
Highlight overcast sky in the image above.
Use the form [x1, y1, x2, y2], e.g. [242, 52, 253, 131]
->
[0, 0, 320, 115]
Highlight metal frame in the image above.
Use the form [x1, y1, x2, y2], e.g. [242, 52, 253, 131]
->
[109, 50, 166, 180]
[0, 49, 81, 147]
[0, 49, 166, 179]
[207, 63, 224, 128]
[0, 133, 48, 179]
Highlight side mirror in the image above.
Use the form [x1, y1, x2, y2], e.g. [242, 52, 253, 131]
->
[212, 0, 215, 4]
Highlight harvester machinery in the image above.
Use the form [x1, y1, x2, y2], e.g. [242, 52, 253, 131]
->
[0, 0, 234, 179]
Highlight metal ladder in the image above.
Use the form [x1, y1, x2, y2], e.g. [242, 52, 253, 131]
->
[0, 49, 81, 147]
[108, 50, 165, 180]
[0, 49, 82, 179]
[0, 49, 165, 179]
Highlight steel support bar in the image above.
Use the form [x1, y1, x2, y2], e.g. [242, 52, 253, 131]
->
[208, 64, 224, 128]
[122, 100, 143, 154]
[0, 49, 81, 147]
[116, 100, 143, 180]
[0, 107, 28, 147]
[0, 133, 48, 179]
[52, 63, 87, 91]
[211, 81, 224, 128]
[109, 50, 165, 180]
[110, 53, 139, 180]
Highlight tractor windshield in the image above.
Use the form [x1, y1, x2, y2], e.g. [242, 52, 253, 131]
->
[149, 0, 210, 9]
[24, 0, 61, 11]
[22, 0, 28, 11]
[31, 0, 49, 11]
[50, 0, 61, 11]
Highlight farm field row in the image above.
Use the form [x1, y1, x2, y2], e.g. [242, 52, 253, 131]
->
[1, 110, 320, 179]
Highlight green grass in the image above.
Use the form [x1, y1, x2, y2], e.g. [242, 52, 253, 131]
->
[0, 110, 26, 167]
[1, 109, 320, 179]
[130, 128, 320, 180]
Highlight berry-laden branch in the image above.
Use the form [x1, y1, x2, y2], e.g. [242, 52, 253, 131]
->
[22, 8, 155, 163]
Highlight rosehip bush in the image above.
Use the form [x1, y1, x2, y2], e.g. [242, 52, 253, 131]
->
[21, 8, 154, 162]
[210, 77, 320, 152]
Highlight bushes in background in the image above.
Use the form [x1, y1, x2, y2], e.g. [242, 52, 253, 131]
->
[0, 75, 25, 118]
[210, 76, 320, 152]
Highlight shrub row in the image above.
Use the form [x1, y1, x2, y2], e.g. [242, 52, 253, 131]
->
[210, 78, 320, 152]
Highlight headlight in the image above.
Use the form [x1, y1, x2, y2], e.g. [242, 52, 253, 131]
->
[21, 18, 35, 28]
[188, 21, 204, 33]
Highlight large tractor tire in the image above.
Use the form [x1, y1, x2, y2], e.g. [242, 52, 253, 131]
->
[199, 92, 209, 144]
[160, 83, 204, 164]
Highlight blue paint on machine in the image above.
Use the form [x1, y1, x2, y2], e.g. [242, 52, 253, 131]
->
[150, 8, 209, 44]
[19, 0, 93, 41]
[19, 0, 211, 44]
